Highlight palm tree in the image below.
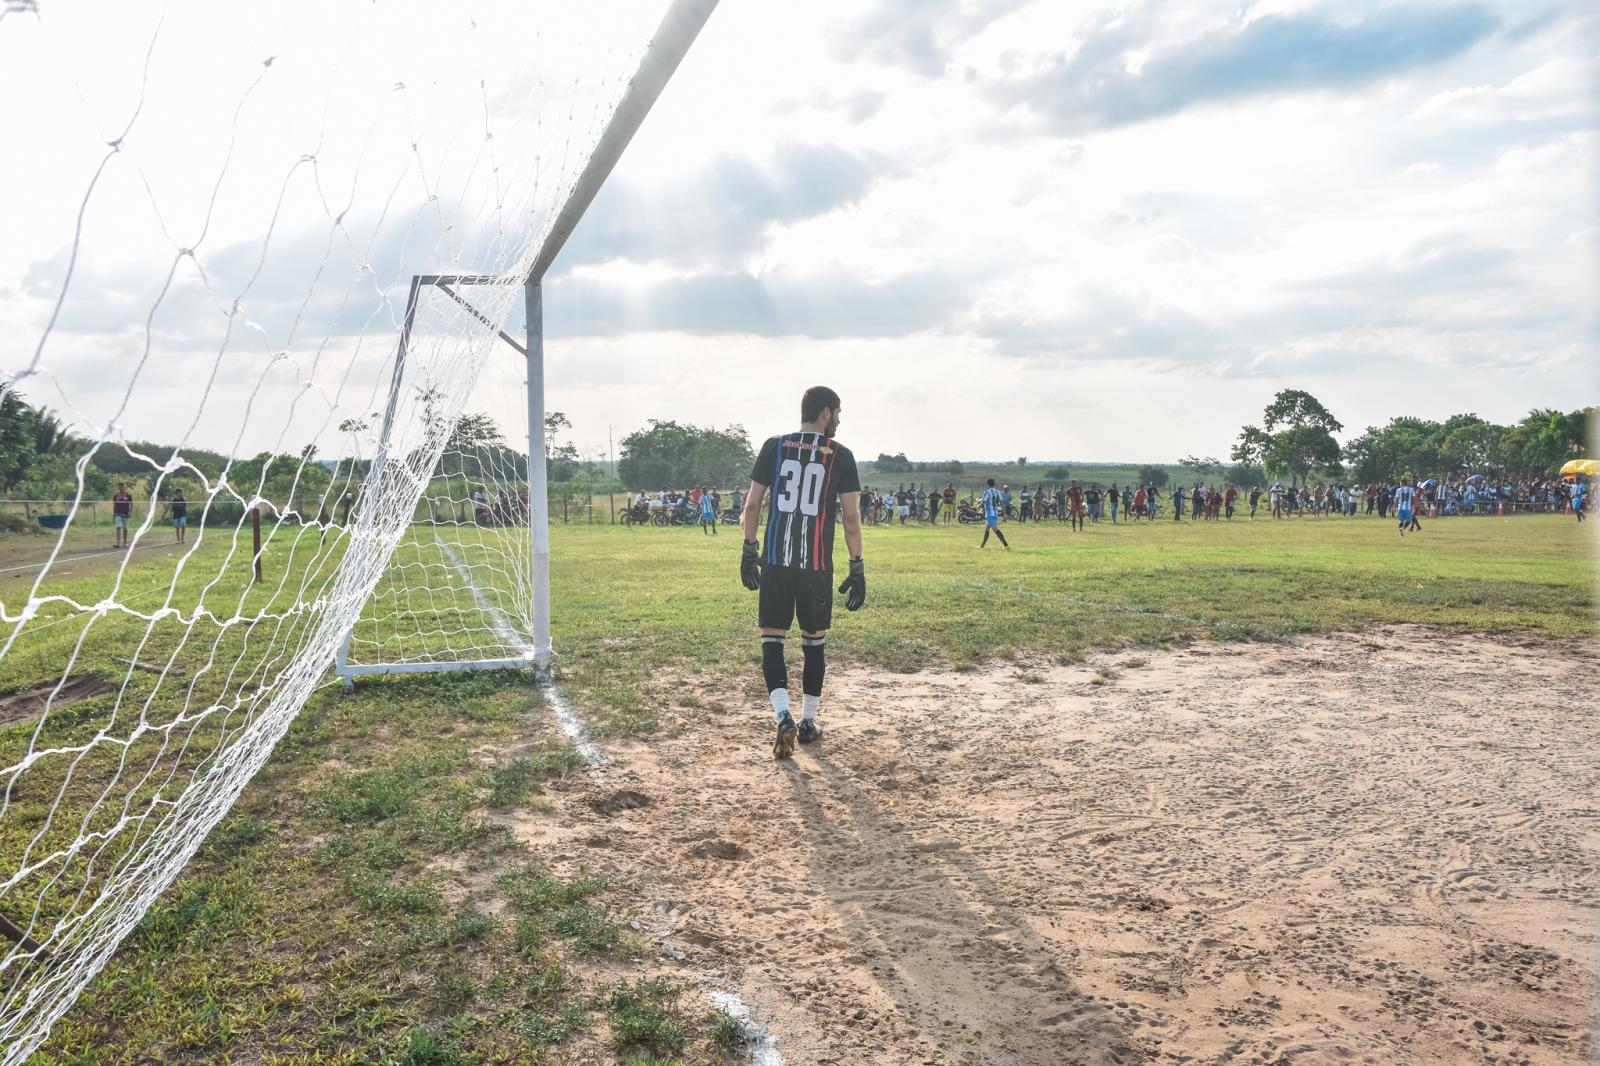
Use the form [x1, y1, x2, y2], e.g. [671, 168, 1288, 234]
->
[30, 407, 74, 455]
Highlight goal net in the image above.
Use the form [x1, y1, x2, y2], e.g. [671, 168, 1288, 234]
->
[337, 277, 540, 679]
[0, 0, 706, 1059]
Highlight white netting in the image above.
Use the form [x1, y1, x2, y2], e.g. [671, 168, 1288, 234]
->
[342, 281, 538, 672]
[0, 1, 670, 1060]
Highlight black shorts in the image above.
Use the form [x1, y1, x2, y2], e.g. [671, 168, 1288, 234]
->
[758, 567, 834, 633]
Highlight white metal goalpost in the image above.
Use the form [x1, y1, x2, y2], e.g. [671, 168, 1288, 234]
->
[334, 0, 720, 686]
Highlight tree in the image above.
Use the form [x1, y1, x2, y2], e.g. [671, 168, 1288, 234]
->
[1178, 454, 1224, 481]
[439, 413, 505, 477]
[544, 411, 573, 442]
[0, 392, 87, 495]
[543, 411, 579, 482]
[30, 407, 72, 456]
[0, 391, 36, 492]
[1136, 465, 1169, 488]
[1233, 389, 1343, 487]
[1045, 465, 1070, 481]
[617, 420, 754, 490]
[1440, 420, 1504, 477]
[874, 452, 912, 473]
[1016, 456, 1028, 467]
[1502, 407, 1590, 477]
[1226, 462, 1267, 489]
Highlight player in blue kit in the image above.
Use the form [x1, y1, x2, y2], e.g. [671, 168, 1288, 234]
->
[698, 487, 718, 534]
[979, 478, 1010, 549]
[1393, 480, 1418, 538]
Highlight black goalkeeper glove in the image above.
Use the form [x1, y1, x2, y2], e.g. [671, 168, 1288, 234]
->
[740, 540, 762, 591]
[837, 556, 866, 611]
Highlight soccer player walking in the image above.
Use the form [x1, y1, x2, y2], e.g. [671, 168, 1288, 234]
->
[980, 478, 1010, 549]
[740, 386, 866, 759]
[1393, 478, 1419, 538]
[698, 488, 718, 534]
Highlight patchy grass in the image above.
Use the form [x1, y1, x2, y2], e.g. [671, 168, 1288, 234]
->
[26, 670, 730, 1064]
[597, 977, 690, 1059]
[550, 514, 1594, 725]
[709, 1009, 746, 1050]
[6, 512, 1592, 1062]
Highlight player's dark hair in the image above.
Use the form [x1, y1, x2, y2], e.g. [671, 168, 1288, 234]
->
[986, 478, 995, 487]
[800, 385, 841, 423]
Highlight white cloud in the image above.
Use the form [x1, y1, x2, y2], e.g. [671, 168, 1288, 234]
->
[1, 0, 1596, 468]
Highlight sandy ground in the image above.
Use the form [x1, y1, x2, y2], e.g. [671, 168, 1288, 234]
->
[527, 627, 1598, 1065]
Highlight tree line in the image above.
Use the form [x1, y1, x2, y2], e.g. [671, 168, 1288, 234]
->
[1231, 389, 1590, 487]
[5, 387, 1586, 516]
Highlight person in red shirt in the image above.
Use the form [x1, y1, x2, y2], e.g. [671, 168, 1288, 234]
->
[112, 484, 133, 548]
[942, 483, 956, 525]
[1224, 484, 1238, 520]
[1066, 480, 1085, 532]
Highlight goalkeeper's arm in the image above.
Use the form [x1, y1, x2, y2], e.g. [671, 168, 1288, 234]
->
[739, 480, 767, 591]
[837, 491, 866, 610]
[839, 491, 863, 562]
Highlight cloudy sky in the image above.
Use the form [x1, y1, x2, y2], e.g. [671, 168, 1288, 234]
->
[1, 0, 1596, 467]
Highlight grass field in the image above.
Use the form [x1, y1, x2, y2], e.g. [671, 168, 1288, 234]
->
[0, 512, 1593, 1063]
[550, 513, 1593, 735]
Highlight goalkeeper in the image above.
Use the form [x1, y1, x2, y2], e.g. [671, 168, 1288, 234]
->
[738, 385, 866, 759]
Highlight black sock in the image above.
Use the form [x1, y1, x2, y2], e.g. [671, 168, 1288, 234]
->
[801, 635, 825, 705]
[762, 635, 788, 717]
[995, 528, 1009, 547]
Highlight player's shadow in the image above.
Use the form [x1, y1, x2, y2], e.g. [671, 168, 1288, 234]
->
[781, 751, 1137, 1066]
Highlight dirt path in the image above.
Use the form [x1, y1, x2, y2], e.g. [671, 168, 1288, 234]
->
[530, 627, 1598, 1065]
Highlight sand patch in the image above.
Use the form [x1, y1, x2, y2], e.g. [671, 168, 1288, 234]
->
[526, 626, 1598, 1064]
[0, 674, 116, 728]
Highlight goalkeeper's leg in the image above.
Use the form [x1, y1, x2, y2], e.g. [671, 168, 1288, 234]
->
[798, 632, 825, 744]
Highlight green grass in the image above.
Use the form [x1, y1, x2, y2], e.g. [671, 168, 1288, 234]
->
[21, 667, 730, 1064]
[550, 513, 1594, 730]
[1, 510, 1591, 1063]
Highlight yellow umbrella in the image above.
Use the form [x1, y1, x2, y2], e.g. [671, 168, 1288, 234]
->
[1559, 458, 1599, 478]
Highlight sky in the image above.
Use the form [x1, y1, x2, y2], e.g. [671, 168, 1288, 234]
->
[1, 0, 1596, 467]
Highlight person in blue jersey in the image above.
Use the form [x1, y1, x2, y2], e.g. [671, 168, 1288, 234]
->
[1572, 478, 1587, 523]
[739, 386, 865, 760]
[1393, 478, 1418, 538]
[979, 477, 1010, 549]
[698, 486, 718, 535]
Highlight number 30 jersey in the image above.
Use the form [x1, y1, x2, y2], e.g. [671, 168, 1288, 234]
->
[752, 432, 860, 572]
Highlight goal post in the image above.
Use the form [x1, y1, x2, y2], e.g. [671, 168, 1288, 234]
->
[337, 0, 720, 686]
[0, 1, 722, 1061]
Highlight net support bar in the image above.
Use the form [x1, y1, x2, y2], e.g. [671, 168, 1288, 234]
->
[340, 657, 537, 677]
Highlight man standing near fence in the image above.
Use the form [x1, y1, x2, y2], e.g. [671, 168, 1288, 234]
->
[112, 484, 133, 549]
[740, 386, 866, 760]
[171, 489, 188, 544]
